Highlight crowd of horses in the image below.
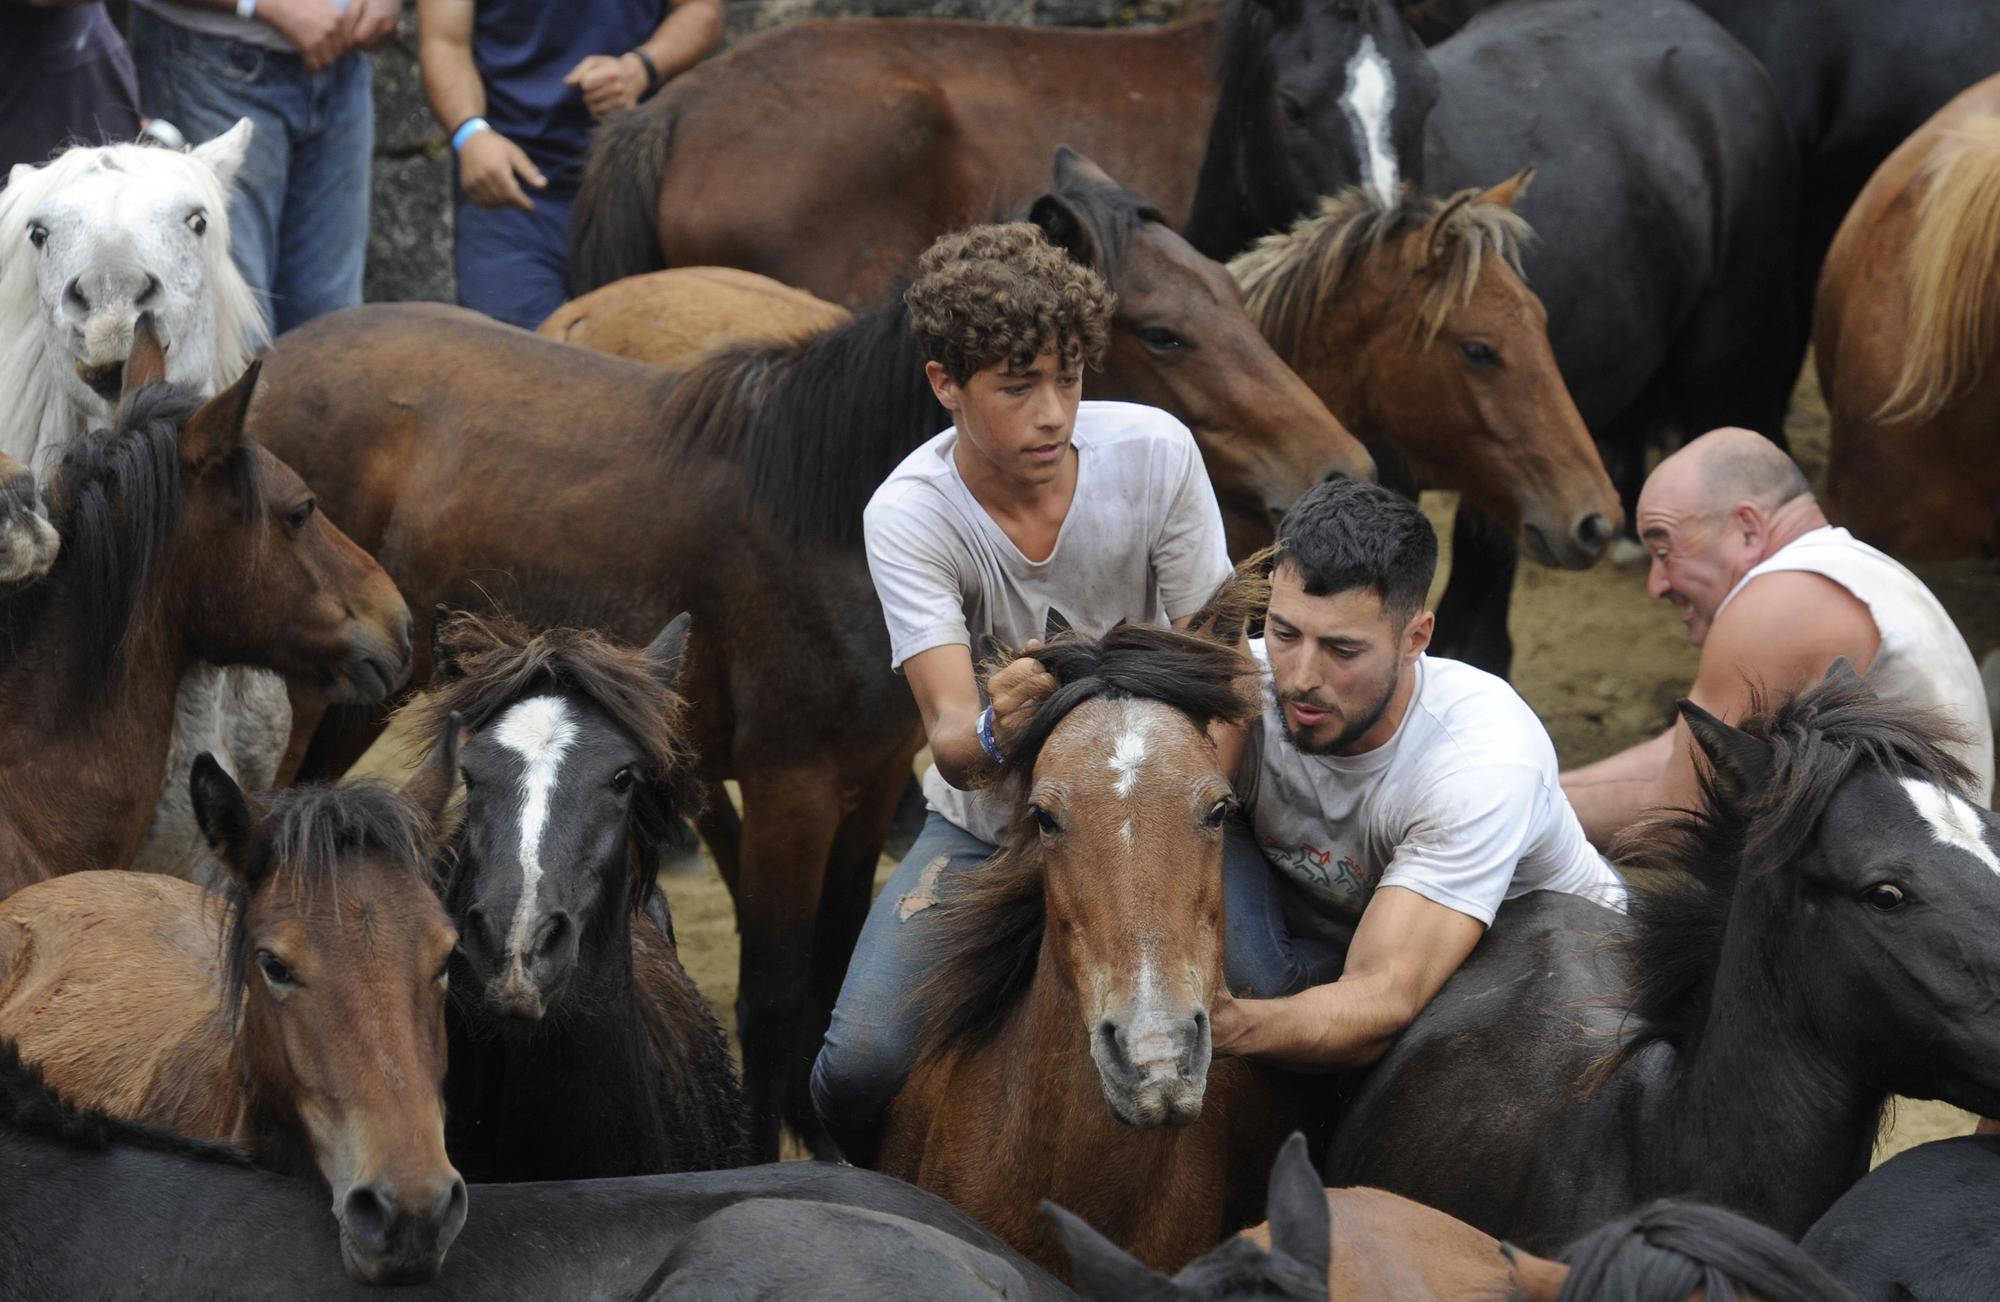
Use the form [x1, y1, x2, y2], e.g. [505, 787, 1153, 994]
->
[2, 0, 2000, 1296]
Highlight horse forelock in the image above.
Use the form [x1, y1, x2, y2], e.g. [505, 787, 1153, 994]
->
[1604, 672, 1975, 1071]
[1231, 184, 1531, 356]
[219, 781, 441, 1019]
[0, 141, 266, 467]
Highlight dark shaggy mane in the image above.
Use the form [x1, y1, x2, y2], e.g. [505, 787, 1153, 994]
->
[3, 380, 261, 693]
[414, 611, 704, 908]
[0, 1035, 253, 1166]
[912, 618, 1258, 1058]
[221, 781, 440, 1011]
[1546, 1198, 1858, 1302]
[1600, 670, 1976, 1076]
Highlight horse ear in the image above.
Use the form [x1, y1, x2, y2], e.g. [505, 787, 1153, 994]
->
[1478, 166, 1535, 212]
[190, 118, 255, 192]
[189, 754, 257, 884]
[1501, 1243, 1570, 1302]
[1423, 191, 1477, 268]
[1030, 190, 1097, 269]
[1043, 606, 1073, 643]
[1264, 1133, 1333, 1286]
[643, 611, 693, 688]
[1043, 1202, 1183, 1302]
[117, 312, 170, 420]
[402, 712, 463, 835]
[179, 359, 260, 468]
[1677, 699, 1771, 802]
[1822, 656, 1869, 691]
[7, 163, 35, 192]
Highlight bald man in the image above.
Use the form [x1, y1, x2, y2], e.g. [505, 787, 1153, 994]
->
[1563, 427, 1994, 845]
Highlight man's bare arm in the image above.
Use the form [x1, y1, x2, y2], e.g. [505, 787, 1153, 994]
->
[1211, 886, 1485, 1070]
[566, 0, 723, 122]
[903, 643, 1055, 793]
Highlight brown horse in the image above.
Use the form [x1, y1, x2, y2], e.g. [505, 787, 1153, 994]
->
[1230, 173, 1620, 568]
[0, 740, 464, 1283]
[1817, 74, 2000, 561]
[878, 620, 1294, 1277]
[538, 266, 849, 367]
[0, 321, 411, 899]
[571, 0, 1434, 303]
[253, 154, 1367, 1161]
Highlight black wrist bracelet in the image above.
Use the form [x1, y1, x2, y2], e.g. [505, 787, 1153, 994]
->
[630, 48, 661, 94]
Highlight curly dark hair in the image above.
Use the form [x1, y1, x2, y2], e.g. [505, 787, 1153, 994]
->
[904, 222, 1116, 385]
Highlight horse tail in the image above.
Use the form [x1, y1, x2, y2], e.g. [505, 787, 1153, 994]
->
[1877, 114, 2000, 424]
[569, 105, 676, 296]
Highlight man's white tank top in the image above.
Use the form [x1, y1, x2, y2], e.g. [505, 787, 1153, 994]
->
[1717, 526, 1994, 806]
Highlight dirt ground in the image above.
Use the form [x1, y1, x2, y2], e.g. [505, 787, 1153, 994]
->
[354, 358, 1998, 1166]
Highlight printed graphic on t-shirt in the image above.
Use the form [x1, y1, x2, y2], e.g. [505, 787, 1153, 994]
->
[1263, 838, 1375, 906]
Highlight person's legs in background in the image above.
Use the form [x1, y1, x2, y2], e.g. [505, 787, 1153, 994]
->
[269, 48, 371, 333]
[453, 187, 574, 331]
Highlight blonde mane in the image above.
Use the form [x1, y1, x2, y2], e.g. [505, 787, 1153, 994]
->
[1230, 184, 1531, 356]
[0, 141, 266, 466]
[1876, 114, 2000, 424]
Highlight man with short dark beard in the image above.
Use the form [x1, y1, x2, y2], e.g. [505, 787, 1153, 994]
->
[1214, 477, 1626, 1069]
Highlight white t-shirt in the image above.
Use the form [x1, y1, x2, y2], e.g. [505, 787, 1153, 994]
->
[1243, 646, 1628, 925]
[864, 401, 1232, 844]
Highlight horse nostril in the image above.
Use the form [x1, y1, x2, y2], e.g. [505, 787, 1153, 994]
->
[64, 277, 89, 313]
[137, 273, 162, 307]
[1578, 513, 1614, 549]
[341, 1185, 393, 1253]
[533, 912, 569, 961]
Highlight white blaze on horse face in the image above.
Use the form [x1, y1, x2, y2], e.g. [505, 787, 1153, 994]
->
[493, 695, 578, 959]
[1110, 722, 1150, 801]
[1900, 777, 2000, 874]
[1342, 36, 1400, 209]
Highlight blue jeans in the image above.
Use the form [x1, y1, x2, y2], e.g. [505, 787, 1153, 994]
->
[129, 10, 371, 336]
[454, 187, 574, 331]
[810, 812, 1348, 1139]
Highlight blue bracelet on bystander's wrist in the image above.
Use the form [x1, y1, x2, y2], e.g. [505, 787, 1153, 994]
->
[977, 706, 1006, 766]
[451, 117, 491, 153]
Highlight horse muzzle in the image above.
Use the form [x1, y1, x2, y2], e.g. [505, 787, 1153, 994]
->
[321, 619, 414, 705]
[1091, 1005, 1212, 1127]
[1523, 511, 1618, 571]
[335, 1171, 469, 1284]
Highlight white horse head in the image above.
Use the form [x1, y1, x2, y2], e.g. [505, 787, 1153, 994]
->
[0, 120, 268, 472]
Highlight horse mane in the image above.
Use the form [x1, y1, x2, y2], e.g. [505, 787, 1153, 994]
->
[1231, 184, 1531, 354]
[0, 1035, 253, 1167]
[219, 781, 441, 1014]
[413, 610, 704, 905]
[0, 141, 265, 465]
[6, 381, 261, 693]
[911, 618, 1258, 1058]
[1875, 113, 2000, 423]
[1544, 1199, 1858, 1302]
[1599, 670, 1975, 1076]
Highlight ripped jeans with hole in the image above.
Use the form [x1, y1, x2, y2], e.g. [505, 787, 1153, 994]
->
[810, 811, 1349, 1152]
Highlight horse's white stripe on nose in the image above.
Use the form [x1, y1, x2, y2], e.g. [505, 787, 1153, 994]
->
[1110, 725, 1149, 800]
[1900, 777, 2000, 874]
[493, 695, 578, 958]
[1343, 36, 1400, 208]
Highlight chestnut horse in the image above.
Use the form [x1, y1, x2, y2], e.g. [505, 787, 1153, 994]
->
[1817, 74, 2000, 561]
[418, 610, 749, 1180]
[0, 743, 464, 1284]
[0, 323, 410, 899]
[571, 0, 1433, 303]
[253, 153, 1367, 1161]
[1229, 174, 1620, 573]
[878, 621, 1294, 1277]
[539, 266, 849, 367]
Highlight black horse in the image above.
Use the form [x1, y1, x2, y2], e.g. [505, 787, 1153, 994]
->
[1324, 665, 2000, 1251]
[1184, 0, 1437, 264]
[0, 1037, 1073, 1300]
[1802, 1135, 2000, 1302]
[421, 610, 749, 1181]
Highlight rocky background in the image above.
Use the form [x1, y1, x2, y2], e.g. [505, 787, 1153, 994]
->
[362, 0, 1183, 304]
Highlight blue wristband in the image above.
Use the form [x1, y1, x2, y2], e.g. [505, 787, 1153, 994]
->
[977, 706, 1006, 766]
[451, 117, 491, 153]
[235, 0, 257, 19]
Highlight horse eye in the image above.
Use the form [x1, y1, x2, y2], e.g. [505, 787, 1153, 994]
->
[1202, 798, 1235, 830]
[1278, 93, 1308, 124]
[1861, 883, 1906, 912]
[435, 961, 451, 987]
[255, 950, 297, 988]
[1138, 326, 1185, 351]
[1460, 340, 1498, 366]
[27, 222, 48, 250]
[610, 767, 635, 794]
[186, 211, 208, 236]
[1031, 805, 1062, 836]
[285, 499, 316, 530]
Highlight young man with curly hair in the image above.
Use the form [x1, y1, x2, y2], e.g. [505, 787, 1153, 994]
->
[810, 222, 1235, 1153]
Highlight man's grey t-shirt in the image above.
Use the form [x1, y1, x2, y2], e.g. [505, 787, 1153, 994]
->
[863, 400, 1232, 844]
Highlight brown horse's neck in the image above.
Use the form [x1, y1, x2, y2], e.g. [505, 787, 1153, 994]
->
[0, 579, 197, 891]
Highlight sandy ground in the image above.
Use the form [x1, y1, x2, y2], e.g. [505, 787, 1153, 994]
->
[354, 359, 1998, 1166]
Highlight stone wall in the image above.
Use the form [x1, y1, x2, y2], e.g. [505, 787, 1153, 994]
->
[362, 0, 1181, 304]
